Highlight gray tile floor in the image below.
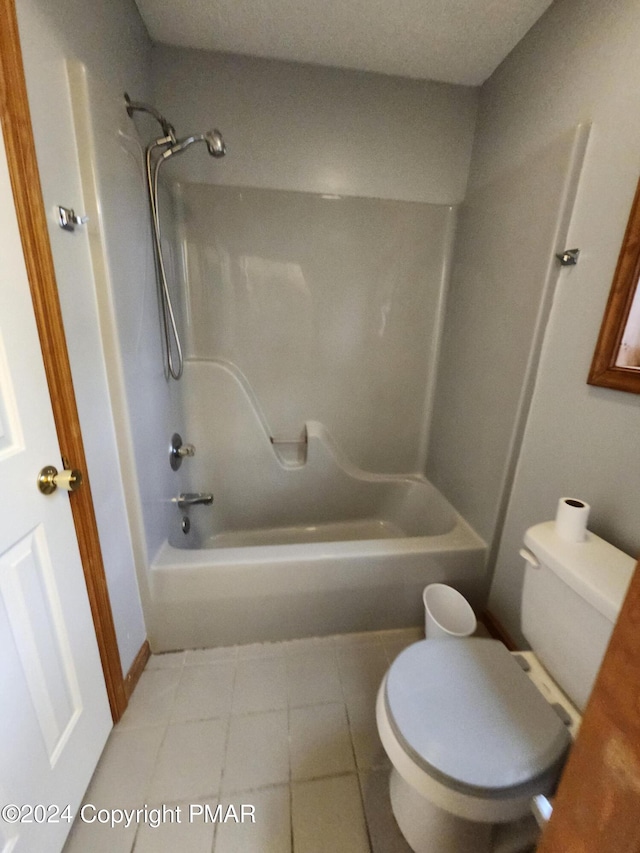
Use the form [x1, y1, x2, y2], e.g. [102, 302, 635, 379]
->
[63, 628, 424, 853]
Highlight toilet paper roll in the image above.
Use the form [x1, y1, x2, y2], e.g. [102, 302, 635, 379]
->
[555, 497, 590, 543]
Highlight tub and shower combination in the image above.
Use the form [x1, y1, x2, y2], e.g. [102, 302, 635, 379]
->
[149, 364, 486, 651]
[129, 96, 487, 652]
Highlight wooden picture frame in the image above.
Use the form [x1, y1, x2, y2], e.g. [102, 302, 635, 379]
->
[588, 176, 640, 393]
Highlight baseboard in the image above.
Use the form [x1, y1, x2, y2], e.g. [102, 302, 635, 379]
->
[123, 639, 151, 701]
[481, 609, 518, 651]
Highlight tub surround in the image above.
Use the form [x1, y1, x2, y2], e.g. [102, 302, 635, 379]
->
[177, 185, 455, 474]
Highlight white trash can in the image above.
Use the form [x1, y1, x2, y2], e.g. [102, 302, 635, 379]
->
[423, 583, 477, 639]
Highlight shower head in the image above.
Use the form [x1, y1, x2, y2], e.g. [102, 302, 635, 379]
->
[162, 129, 227, 160]
[126, 93, 226, 161]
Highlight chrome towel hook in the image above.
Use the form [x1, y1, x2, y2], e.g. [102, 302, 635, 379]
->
[57, 205, 88, 232]
[555, 248, 580, 266]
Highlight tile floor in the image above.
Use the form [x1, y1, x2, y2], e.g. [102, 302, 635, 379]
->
[63, 627, 427, 853]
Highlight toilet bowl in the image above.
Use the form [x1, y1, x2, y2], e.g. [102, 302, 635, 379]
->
[375, 521, 635, 853]
[376, 638, 572, 852]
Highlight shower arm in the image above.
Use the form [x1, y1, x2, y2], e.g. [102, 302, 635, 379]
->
[125, 93, 176, 142]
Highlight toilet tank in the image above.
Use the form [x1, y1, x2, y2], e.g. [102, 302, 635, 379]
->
[521, 521, 635, 711]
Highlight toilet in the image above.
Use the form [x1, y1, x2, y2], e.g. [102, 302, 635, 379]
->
[376, 520, 635, 853]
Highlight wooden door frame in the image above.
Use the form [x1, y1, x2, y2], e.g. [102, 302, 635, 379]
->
[0, 0, 127, 721]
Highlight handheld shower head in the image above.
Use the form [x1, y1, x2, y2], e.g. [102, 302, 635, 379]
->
[162, 129, 227, 160]
[125, 93, 227, 161]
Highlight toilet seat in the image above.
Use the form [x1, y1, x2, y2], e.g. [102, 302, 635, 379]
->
[377, 638, 571, 823]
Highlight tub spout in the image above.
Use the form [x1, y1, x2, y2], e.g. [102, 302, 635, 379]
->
[173, 492, 214, 509]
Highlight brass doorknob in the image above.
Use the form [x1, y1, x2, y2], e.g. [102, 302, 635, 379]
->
[38, 465, 83, 495]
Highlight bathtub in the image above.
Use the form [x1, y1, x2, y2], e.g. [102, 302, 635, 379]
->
[148, 411, 486, 651]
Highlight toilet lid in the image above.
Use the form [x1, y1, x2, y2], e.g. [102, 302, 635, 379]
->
[385, 638, 571, 796]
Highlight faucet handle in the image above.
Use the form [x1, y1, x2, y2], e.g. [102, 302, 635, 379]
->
[170, 433, 195, 470]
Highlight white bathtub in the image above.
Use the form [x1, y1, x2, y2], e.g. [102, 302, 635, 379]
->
[148, 405, 486, 651]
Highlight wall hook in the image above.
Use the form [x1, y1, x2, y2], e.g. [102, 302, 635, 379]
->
[556, 248, 580, 266]
[58, 205, 88, 232]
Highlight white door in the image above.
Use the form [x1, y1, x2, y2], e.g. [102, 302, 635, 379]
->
[0, 131, 112, 852]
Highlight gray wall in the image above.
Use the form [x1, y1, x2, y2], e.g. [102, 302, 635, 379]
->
[151, 46, 478, 204]
[431, 0, 640, 642]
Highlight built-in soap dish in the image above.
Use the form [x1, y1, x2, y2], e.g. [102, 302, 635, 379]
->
[270, 427, 308, 467]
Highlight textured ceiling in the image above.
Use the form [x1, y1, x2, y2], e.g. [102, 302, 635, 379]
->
[135, 0, 555, 86]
